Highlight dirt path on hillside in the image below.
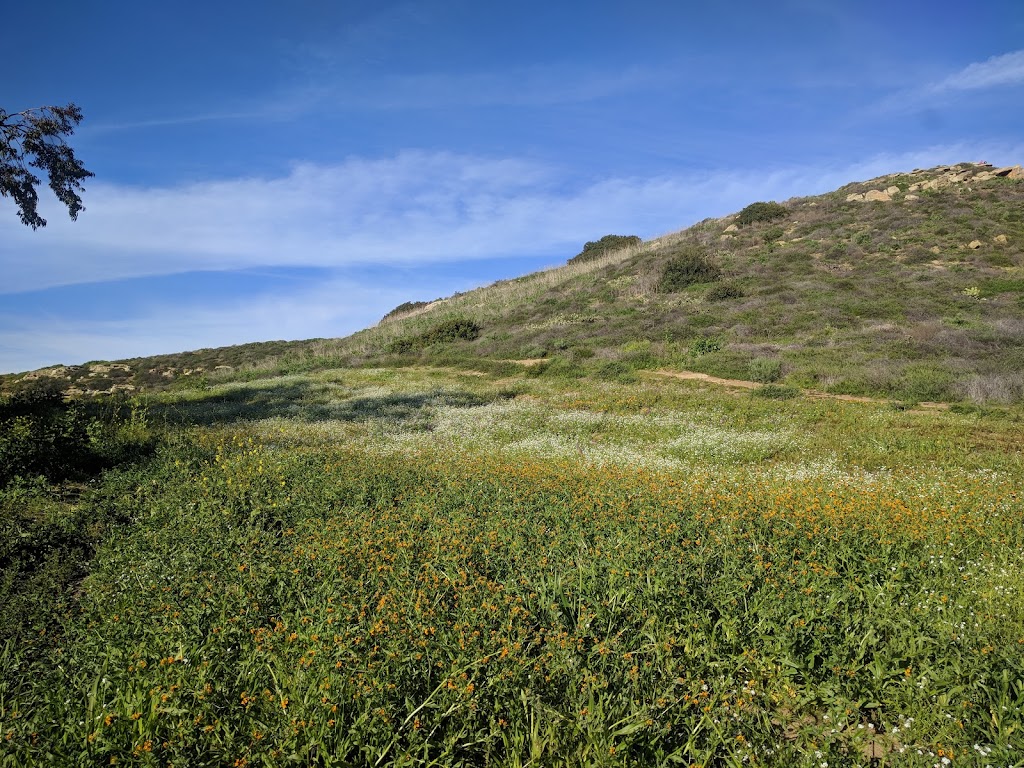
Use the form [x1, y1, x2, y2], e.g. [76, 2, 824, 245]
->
[651, 369, 949, 411]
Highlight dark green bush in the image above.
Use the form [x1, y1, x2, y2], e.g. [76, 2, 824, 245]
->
[736, 201, 788, 227]
[0, 386, 155, 489]
[705, 282, 744, 301]
[381, 300, 431, 321]
[568, 235, 642, 264]
[753, 384, 799, 399]
[592, 360, 639, 383]
[657, 248, 721, 292]
[0, 386, 91, 486]
[386, 317, 481, 355]
[689, 336, 723, 356]
[421, 318, 481, 345]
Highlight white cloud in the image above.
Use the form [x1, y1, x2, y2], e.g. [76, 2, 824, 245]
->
[929, 49, 1024, 92]
[0, 276, 425, 373]
[4, 142, 1023, 297]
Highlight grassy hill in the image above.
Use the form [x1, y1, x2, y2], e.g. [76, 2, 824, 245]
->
[2, 163, 1024, 765]
[7, 161, 1023, 404]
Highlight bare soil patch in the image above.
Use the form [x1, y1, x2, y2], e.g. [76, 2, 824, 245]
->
[652, 369, 949, 411]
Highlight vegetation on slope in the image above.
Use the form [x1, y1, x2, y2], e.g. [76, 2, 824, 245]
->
[2, 162, 1023, 405]
[331, 162, 1024, 405]
[3, 163, 1024, 766]
[2, 367, 1023, 765]
[568, 234, 642, 265]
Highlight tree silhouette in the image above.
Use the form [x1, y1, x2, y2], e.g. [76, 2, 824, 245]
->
[1, 103, 94, 229]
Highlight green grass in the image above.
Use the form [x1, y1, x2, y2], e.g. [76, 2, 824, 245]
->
[2, 365, 1023, 766]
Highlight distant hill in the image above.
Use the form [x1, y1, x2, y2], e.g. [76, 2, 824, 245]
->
[5, 162, 1024, 404]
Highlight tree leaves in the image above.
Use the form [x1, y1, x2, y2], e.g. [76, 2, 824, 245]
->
[0, 103, 94, 229]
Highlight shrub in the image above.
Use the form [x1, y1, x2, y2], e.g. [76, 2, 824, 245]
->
[706, 282, 744, 301]
[736, 201, 788, 227]
[421, 318, 481, 345]
[657, 248, 721, 292]
[592, 360, 639, 383]
[386, 317, 481, 355]
[568, 235, 642, 264]
[381, 300, 431, 321]
[753, 384, 799, 399]
[763, 225, 785, 243]
[524, 357, 585, 380]
[689, 336, 722, 356]
[0, 385, 91, 486]
[748, 357, 783, 383]
[900, 364, 954, 402]
[0, 383, 155, 489]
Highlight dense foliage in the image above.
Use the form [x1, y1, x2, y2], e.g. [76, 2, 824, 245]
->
[386, 317, 481, 354]
[657, 248, 722, 292]
[381, 300, 432, 322]
[568, 235, 642, 264]
[0, 103, 93, 229]
[0, 382, 148, 487]
[0, 384, 154, 667]
[735, 201, 788, 227]
[705, 282, 743, 301]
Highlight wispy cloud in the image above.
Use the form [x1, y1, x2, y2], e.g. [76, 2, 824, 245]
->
[0, 276, 423, 372]
[928, 49, 1024, 92]
[4, 143, 1023, 297]
[332, 66, 661, 110]
[871, 49, 1024, 115]
[85, 110, 279, 134]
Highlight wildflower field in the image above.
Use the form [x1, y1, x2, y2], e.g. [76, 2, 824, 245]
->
[2, 367, 1023, 766]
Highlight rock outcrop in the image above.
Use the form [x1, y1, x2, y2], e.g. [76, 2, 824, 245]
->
[847, 162, 1022, 203]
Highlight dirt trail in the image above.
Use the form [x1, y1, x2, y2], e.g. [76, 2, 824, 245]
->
[651, 369, 949, 410]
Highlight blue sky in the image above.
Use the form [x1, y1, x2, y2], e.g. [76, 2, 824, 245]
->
[2, 0, 1022, 373]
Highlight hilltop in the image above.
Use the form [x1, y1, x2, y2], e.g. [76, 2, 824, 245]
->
[6, 161, 1024, 404]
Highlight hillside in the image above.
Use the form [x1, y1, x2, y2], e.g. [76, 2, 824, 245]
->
[6, 161, 1024, 404]
[4, 163, 1024, 765]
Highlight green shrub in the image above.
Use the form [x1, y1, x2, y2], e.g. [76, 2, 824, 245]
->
[381, 300, 431, 321]
[753, 384, 799, 399]
[705, 282, 744, 301]
[763, 225, 785, 243]
[422, 318, 481, 345]
[592, 360, 639, 383]
[0, 385, 91, 486]
[747, 358, 783, 383]
[736, 201, 788, 227]
[568, 234, 642, 264]
[689, 336, 722, 356]
[0, 384, 158, 489]
[657, 248, 721, 292]
[524, 357, 585, 379]
[386, 317, 481, 355]
[900, 365, 954, 402]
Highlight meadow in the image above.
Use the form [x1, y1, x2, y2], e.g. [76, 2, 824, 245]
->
[2, 366, 1023, 766]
